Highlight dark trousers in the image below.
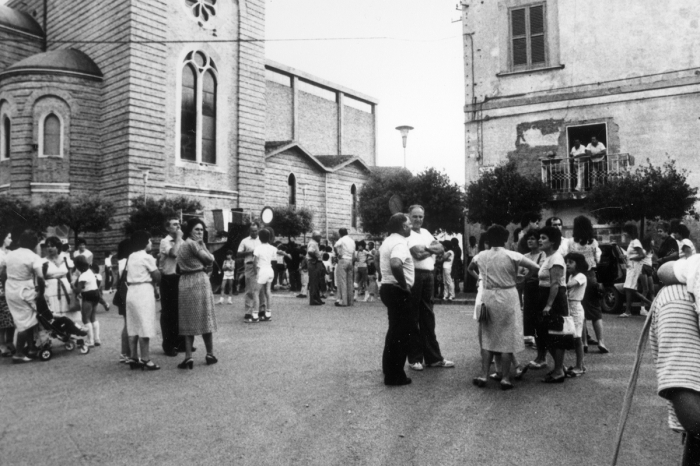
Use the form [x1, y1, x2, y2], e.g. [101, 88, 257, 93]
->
[683, 432, 700, 466]
[381, 285, 412, 384]
[308, 260, 324, 304]
[289, 269, 301, 292]
[160, 274, 185, 352]
[408, 270, 443, 365]
[522, 280, 539, 337]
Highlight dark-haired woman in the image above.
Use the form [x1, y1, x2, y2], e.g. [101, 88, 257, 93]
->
[2, 230, 44, 363]
[520, 229, 545, 348]
[125, 231, 161, 370]
[177, 219, 217, 369]
[620, 223, 652, 318]
[532, 226, 570, 383]
[567, 215, 609, 353]
[469, 225, 540, 390]
[0, 230, 15, 356]
[43, 236, 78, 325]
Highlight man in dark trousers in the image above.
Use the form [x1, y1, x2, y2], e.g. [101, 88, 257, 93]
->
[307, 230, 325, 305]
[406, 205, 454, 371]
[159, 216, 187, 356]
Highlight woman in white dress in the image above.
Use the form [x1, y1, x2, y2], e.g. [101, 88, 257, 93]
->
[43, 237, 79, 324]
[469, 225, 540, 390]
[0, 229, 15, 356]
[125, 231, 161, 371]
[2, 230, 45, 363]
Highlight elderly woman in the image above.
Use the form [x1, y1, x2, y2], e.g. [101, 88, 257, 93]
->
[0, 229, 15, 356]
[2, 230, 44, 363]
[124, 231, 161, 370]
[530, 226, 572, 383]
[43, 237, 78, 324]
[177, 218, 217, 369]
[469, 225, 540, 390]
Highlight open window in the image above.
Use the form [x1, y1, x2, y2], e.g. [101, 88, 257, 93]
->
[566, 123, 608, 156]
[179, 50, 218, 165]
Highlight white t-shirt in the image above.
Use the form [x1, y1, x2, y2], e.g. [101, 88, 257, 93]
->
[254, 243, 278, 272]
[408, 228, 436, 271]
[334, 236, 356, 261]
[78, 269, 98, 292]
[567, 273, 587, 301]
[586, 142, 606, 162]
[126, 250, 157, 283]
[626, 239, 643, 269]
[238, 236, 261, 264]
[570, 145, 586, 157]
[538, 252, 566, 287]
[379, 233, 414, 288]
[442, 250, 454, 270]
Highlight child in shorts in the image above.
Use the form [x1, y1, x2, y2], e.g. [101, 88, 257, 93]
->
[365, 261, 378, 302]
[219, 250, 235, 305]
[74, 256, 101, 347]
[90, 263, 111, 312]
[253, 229, 277, 322]
[565, 252, 588, 377]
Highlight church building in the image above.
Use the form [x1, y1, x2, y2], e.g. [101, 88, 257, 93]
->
[0, 0, 378, 249]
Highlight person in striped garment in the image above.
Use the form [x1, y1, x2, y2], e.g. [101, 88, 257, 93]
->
[650, 267, 700, 465]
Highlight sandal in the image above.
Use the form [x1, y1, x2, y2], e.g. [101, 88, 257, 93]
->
[514, 365, 529, 380]
[542, 374, 566, 384]
[489, 372, 503, 381]
[618, 313, 631, 318]
[528, 360, 547, 369]
[598, 345, 610, 354]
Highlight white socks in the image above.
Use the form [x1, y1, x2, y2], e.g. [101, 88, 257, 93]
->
[92, 321, 101, 344]
[85, 323, 94, 346]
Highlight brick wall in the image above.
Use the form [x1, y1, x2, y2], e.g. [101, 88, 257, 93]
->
[326, 162, 367, 239]
[297, 90, 337, 155]
[265, 80, 293, 141]
[0, 28, 42, 71]
[342, 105, 374, 165]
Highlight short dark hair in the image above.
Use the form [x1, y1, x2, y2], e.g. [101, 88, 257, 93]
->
[183, 218, 206, 240]
[62, 243, 70, 252]
[74, 254, 89, 271]
[539, 226, 562, 249]
[225, 249, 233, 256]
[75, 237, 87, 247]
[387, 213, 409, 235]
[322, 253, 329, 261]
[44, 236, 63, 250]
[117, 238, 133, 260]
[486, 225, 509, 247]
[545, 217, 563, 227]
[564, 252, 589, 274]
[572, 215, 595, 245]
[523, 228, 540, 242]
[622, 222, 638, 239]
[520, 212, 541, 229]
[677, 224, 691, 240]
[339, 228, 348, 237]
[18, 230, 39, 250]
[442, 240, 452, 251]
[131, 230, 151, 250]
[164, 216, 180, 228]
[657, 221, 670, 233]
[357, 240, 366, 249]
[669, 219, 682, 234]
[259, 228, 270, 243]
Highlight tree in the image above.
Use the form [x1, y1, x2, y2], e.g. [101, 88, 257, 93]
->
[0, 196, 43, 237]
[124, 195, 203, 237]
[586, 159, 697, 234]
[464, 160, 552, 227]
[40, 195, 116, 243]
[358, 168, 413, 236]
[268, 205, 313, 240]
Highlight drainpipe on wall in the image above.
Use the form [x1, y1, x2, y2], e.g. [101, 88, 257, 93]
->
[42, 0, 47, 52]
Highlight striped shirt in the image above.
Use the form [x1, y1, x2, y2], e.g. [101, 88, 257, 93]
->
[649, 284, 700, 432]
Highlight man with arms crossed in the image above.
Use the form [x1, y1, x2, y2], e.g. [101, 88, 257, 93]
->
[159, 217, 187, 356]
[406, 205, 454, 371]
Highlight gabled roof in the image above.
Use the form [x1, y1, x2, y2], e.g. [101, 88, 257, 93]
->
[0, 5, 43, 38]
[1, 49, 103, 81]
[265, 141, 372, 173]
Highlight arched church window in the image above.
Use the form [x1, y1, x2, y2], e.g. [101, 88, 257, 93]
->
[42, 113, 61, 157]
[0, 115, 10, 160]
[180, 51, 218, 164]
[288, 173, 297, 206]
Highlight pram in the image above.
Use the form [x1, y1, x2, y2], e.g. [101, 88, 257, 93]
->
[34, 295, 90, 361]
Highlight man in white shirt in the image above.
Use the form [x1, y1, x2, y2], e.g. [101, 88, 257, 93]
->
[586, 137, 607, 187]
[377, 213, 414, 386]
[334, 228, 356, 307]
[406, 205, 454, 371]
[238, 223, 265, 322]
[159, 216, 185, 356]
[570, 139, 587, 191]
[547, 217, 570, 256]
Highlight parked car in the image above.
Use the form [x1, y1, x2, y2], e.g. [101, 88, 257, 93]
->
[596, 242, 659, 313]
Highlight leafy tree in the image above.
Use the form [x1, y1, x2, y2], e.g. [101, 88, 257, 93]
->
[0, 196, 43, 238]
[465, 160, 552, 227]
[357, 168, 413, 236]
[586, 159, 697, 235]
[406, 168, 466, 234]
[124, 195, 203, 237]
[268, 205, 313, 240]
[40, 195, 115, 243]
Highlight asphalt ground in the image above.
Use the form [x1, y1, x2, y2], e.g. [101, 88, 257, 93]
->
[0, 291, 681, 466]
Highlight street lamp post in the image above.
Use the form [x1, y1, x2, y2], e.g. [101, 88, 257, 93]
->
[395, 125, 414, 169]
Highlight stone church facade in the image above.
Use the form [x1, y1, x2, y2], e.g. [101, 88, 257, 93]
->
[0, 0, 378, 250]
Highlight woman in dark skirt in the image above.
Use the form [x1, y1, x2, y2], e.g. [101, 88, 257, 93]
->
[177, 218, 217, 370]
[530, 226, 572, 383]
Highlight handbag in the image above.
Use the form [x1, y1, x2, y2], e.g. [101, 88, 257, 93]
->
[548, 292, 575, 336]
[475, 257, 491, 324]
[112, 258, 129, 307]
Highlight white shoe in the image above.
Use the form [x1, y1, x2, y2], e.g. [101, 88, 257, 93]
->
[640, 309, 649, 317]
[409, 362, 424, 371]
[217, 298, 224, 305]
[427, 359, 455, 368]
[227, 297, 233, 304]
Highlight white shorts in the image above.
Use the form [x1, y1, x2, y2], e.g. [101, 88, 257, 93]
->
[569, 301, 584, 338]
[623, 261, 642, 290]
[257, 267, 274, 285]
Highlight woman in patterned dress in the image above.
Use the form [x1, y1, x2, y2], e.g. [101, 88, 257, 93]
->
[0, 229, 15, 356]
[177, 218, 217, 369]
[43, 237, 79, 325]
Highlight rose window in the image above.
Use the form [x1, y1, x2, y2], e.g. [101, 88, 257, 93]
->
[185, 0, 217, 22]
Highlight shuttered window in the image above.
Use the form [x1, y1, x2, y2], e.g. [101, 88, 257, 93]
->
[510, 4, 547, 70]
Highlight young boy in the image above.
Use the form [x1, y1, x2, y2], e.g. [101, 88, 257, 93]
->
[219, 250, 235, 305]
[253, 229, 277, 322]
[91, 263, 111, 312]
[74, 256, 101, 347]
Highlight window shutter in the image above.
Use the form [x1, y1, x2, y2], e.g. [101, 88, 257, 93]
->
[529, 5, 546, 64]
[511, 8, 526, 36]
[511, 8, 528, 66]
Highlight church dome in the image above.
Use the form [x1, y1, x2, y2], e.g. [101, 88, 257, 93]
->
[0, 5, 43, 37]
[1, 49, 103, 80]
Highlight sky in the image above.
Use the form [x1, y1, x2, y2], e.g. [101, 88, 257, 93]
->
[265, 0, 466, 186]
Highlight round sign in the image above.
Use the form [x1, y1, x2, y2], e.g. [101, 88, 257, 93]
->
[388, 194, 403, 214]
[260, 206, 274, 224]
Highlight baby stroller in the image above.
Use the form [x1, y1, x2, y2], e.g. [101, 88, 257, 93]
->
[34, 295, 89, 361]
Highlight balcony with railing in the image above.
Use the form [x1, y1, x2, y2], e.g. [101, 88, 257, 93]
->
[541, 153, 634, 199]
